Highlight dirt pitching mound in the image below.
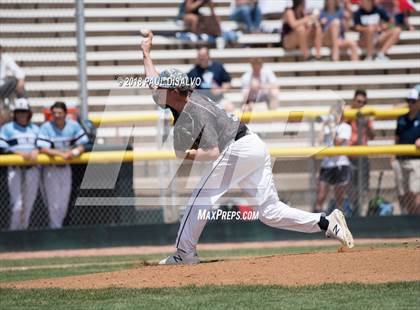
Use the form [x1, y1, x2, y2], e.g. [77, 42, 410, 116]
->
[2, 238, 417, 260]
[3, 247, 420, 289]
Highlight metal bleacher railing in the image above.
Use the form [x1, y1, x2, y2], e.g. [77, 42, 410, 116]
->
[87, 106, 410, 125]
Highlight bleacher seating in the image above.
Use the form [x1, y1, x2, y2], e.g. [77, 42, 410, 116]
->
[1, 1, 418, 126]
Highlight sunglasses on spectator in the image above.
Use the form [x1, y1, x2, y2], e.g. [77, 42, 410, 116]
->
[406, 99, 417, 104]
[356, 99, 367, 104]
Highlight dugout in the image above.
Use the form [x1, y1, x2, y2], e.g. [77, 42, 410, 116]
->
[0, 144, 137, 230]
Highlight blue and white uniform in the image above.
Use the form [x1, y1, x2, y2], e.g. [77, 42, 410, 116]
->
[36, 119, 88, 229]
[0, 121, 40, 230]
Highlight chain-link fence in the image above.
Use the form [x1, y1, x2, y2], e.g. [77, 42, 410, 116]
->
[1, 116, 418, 232]
[0, 156, 166, 232]
[0, 152, 416, 232]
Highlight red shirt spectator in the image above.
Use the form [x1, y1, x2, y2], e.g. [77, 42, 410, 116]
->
[349, 118, 374, 145]
[348, 89, 375, 146]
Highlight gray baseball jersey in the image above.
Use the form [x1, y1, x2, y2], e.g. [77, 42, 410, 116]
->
[172, 92, 247, 152]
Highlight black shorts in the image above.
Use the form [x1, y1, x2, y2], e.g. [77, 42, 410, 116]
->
[319, 166, 352, 186]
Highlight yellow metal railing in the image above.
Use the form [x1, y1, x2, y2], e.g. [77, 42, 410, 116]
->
[0, 145, 418, 166]
[89, 107, 409, 126]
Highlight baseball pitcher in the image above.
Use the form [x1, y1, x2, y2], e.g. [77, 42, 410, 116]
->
[140, 30, 354, 265]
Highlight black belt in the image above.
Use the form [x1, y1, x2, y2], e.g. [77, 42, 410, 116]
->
[234, 128, 250, 141]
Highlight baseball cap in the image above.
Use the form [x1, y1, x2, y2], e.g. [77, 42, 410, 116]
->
[12, 98, 31, 111]
[406, 88, 419, 101]
[152, 68, 192, 92]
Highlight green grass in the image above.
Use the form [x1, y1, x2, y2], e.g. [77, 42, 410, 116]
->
[0, 254, 164, 268]
[1, 282, 419, 310]
[0, 241, 416, 283]
[0, 263, 134, 283]
[0, 242, 418, 309]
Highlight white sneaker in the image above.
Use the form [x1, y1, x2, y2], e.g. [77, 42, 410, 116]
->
[325, 209, 354, 248]
[375, 52, 390, 61]
[158, 250, 200, 265]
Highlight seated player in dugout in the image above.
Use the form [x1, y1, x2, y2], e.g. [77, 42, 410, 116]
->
[140, 30, 354, 265]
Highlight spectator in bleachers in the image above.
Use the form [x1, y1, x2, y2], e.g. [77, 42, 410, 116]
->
[342, 0, 356, 30]
[281, 0, 323, 61]
[320, 0, 359, 61]
[380, 0, 416, 31]
[230, 0, 263, 33]
[180, 0, 204, 33]
[0, 98, 39, 230]
[181, 0, 220, 34]
[347, 89, 374, 215]
[36, 101, 89, 229]
[187, 47, 232, 103]
[241, 58, 279, 111]
[353, 0, 401, 60]
[0, 44, 26, 102]
[392, 88, 420, 215]
[315, 104, 352, 213]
